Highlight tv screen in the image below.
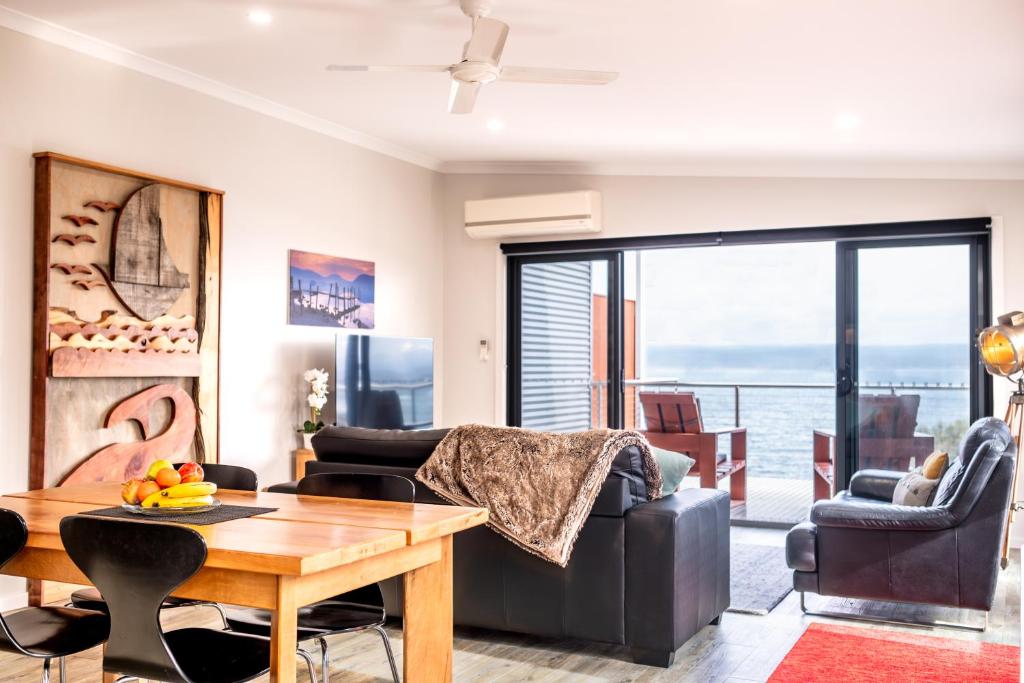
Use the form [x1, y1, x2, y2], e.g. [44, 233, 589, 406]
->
[335, 334, 434, 430]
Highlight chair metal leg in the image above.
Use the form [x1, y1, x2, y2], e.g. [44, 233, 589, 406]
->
[297, 648, 319, 683]
[799, 591, 989, 633]
[58, 657, 66, 683]
[40, 658, 50, 683]
[374, 625, 401, 683]
[209, 602, 230, 630]
[318, 637, 330, 683]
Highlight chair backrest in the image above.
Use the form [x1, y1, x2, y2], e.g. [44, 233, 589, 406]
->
[937, 417, 1016, 608]
[0, 510, 35, 656]
[296, 472, 415, 503]
[858, 394, 920, 439]
[60, 516, 206, 683]
[638, 392, 704, 434]
[176, 462, 258, 491]
[296, 473, 415, 607]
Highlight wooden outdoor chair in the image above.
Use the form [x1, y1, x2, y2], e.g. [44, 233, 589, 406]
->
[638, 391, 747, 501]
[812, 393, 936, 501]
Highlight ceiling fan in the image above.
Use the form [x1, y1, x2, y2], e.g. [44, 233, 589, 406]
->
[326, 0, 619, 114]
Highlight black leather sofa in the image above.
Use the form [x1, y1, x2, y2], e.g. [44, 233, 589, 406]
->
[275, 426, 730, 666]
[786, 417, 1016, 617]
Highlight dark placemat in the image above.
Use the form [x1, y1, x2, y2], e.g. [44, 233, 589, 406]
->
[80, 504, 278, 526]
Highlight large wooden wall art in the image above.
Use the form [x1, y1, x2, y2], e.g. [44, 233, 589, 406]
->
[30, 152, 223, 602]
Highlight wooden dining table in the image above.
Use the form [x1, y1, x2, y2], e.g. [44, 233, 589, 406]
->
[0, 482, 488, 683]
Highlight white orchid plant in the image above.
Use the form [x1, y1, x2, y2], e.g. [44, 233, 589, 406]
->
[301, 368, 329, 434]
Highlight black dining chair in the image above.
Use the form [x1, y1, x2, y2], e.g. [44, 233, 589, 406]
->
[181, 462, 259, 492]
[60, 515, 320, 683]
[0, 509, 109, 683]
[225, 472, 414, 683]
[69, 462, 259, 628]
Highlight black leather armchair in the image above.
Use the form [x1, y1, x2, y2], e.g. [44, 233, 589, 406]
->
[786, 417, 1016, 628]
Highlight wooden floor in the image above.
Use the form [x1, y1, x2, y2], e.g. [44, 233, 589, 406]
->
[2, 528, 1018, 682]
[724, 477, 813, 526]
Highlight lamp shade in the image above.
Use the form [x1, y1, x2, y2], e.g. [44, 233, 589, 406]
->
[978, 311, 1024, 378]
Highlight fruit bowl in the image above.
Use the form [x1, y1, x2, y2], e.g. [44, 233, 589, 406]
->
[121, 459, 219, 514]
[122, 499, 222, 516]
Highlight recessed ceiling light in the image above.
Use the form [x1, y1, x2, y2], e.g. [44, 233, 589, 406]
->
[835, 112, 861, 130]
[248, 9, 273, 25]
[486, 119, 505, 132]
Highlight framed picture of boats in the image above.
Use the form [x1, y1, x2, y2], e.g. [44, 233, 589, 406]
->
[288, 249, 375, 329]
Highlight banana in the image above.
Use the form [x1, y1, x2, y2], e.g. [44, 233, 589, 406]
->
[142, 493, 214, 508]
[159, 482, 217, 498]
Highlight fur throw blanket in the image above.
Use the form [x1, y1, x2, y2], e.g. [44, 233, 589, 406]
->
[415, 425, 662, 567]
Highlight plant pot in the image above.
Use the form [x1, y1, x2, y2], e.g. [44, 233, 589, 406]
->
[302, 432, 314, 450]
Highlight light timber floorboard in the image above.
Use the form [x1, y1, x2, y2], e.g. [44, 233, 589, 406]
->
[1, 530, 1017, 682]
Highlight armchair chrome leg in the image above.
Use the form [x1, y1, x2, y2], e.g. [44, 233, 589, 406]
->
[40, 658, 51, 683]
[318, 637, 330, 682]
[58, 656, 66, 683]
[799, 591, 988, 633]
[297, 648, 319, 683]
[374, 625, 401, 683]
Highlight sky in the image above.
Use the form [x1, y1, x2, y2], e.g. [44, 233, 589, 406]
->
[289, 249, 374, 280]
[637, 242, 970, 347]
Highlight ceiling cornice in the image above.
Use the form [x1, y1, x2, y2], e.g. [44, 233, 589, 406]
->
[439, 159, 1024, 180]
[0, 4, 442, 172]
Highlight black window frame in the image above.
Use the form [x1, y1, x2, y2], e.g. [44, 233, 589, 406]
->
[503, 218, 992, 470]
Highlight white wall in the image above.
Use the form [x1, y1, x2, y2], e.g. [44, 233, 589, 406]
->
[0, 27, 444, 606]
[442, 174, 1024, 426]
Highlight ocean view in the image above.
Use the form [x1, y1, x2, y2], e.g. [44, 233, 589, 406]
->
[641, 343, 971, 480]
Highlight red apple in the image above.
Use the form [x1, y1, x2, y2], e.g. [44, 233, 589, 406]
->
[178, 462, 204, 484]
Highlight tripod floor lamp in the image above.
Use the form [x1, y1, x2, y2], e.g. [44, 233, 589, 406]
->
[977, 310, 1024, 569]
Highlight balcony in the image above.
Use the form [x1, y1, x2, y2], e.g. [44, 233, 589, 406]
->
[587, 378, 970, 526]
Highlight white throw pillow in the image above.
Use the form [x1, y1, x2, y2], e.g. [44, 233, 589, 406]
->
[892, 466, 940, 506]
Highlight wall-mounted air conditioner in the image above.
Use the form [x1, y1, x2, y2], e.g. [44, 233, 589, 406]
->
[464, 190, 602, 239]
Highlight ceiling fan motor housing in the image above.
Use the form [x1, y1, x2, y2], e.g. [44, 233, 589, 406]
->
[452, 61, 500, 84]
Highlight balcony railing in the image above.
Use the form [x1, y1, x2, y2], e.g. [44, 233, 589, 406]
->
[593, 378, 969, 430]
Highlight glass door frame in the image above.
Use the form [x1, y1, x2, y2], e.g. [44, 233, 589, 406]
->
[834, 234, 992, 490]
[506, 251, 625, 429]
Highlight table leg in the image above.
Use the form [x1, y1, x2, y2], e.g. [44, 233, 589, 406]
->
[403, 535, 453, 683]
[269, 576, 298, 683]
[101, 643, 116, 683]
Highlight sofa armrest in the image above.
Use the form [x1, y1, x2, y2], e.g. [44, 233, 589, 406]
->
[810, 499, 958, 531]
[625, 488, 729, 664]
[848, 469, 904, 501]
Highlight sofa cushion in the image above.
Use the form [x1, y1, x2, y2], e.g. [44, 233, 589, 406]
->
[891, 468, 940, 506]
[311, 426, 451, 467]
[649, 446, 694, 495]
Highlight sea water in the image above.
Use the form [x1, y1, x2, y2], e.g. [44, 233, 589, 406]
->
[641, 343, 971, 480]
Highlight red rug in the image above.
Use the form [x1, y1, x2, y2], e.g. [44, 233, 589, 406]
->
[769, 623, 1019, 682]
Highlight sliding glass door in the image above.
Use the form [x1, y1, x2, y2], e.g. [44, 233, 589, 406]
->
[507, 252, 623, 430]
[506, 219, 991, 510]
[835, 237, 991, 486]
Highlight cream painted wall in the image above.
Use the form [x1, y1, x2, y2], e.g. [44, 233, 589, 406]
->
[0, 28, 444, 606]
[441, 174, 1024, 427]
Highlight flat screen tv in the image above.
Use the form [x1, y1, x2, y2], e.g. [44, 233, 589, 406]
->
[335, 334, 434, 430]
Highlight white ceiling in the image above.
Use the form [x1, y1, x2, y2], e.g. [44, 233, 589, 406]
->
[3, 0, 1024, 176]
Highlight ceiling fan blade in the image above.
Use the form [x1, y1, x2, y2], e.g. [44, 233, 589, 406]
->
[326, 64, 451, 73]
[448, 80, 481, 114]
[499, 66, 619, 85]
[463, 17, 509, 64]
